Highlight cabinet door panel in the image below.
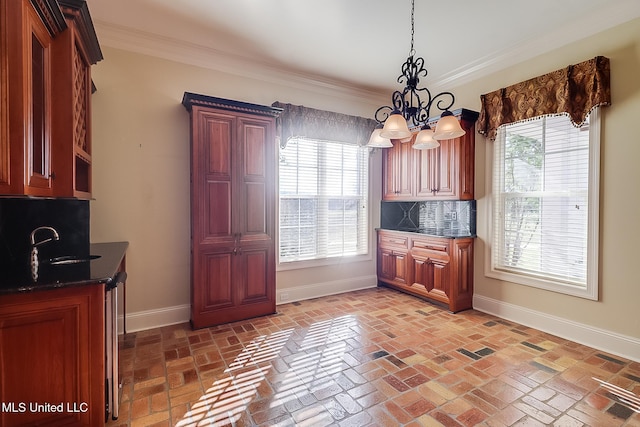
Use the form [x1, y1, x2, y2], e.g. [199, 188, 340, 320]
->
[245, 181, 266, 235]
[379, 249, 395, 280]
[202, 113, 233, 176]
[415, 148, 435, 198]
[0, 285, 104, 427]
[205, 181, 231, 239]
[25, 4, 53, 194]
[199, 251, 234, 311]
[394, 252, 408, 284]
[411, 250, 450, 303]
[382, 140, 413, 200]
[239, 118, 272, 241]
[240, 248, 271, 302]
[434, 138, 458, 197]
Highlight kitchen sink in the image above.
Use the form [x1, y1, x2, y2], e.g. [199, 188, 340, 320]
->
[47, 255, 101, 265]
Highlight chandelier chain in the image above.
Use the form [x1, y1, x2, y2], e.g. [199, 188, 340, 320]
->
[373, 0, 457, 129]
[410, 0, 415, 56]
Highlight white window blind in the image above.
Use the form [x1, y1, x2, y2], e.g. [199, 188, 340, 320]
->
[279, 138, 368, 263]
[491, 110, 600, 297]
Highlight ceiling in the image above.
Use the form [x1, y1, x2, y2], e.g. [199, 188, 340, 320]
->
[86, 0, 640, 98]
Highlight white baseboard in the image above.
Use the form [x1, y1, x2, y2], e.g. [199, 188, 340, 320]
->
[276, 275, 378, 305]
[473, 294, 640, 363]
[119, 275, 378, 334]
[118, 304, 190, 334]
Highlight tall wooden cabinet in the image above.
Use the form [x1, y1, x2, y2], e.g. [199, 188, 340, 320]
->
[182, 93, 281, 329]
[0, 0, 101, 198]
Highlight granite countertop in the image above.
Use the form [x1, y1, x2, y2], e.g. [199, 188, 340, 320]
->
[376, 227, 476, 239]
[0, 241, 129, 295]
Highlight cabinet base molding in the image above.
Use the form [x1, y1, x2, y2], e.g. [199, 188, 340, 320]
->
[473, 294, 640, 363]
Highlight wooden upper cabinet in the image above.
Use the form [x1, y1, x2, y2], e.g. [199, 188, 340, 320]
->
[382, 137, 413, 200]
[0, 0, 101, 198]
[52, 0, 102, 198]
[382, 109, 479, 201]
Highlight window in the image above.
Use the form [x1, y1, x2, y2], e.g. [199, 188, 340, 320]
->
[487, 109, 600, 299]
[279, 138, 368, 265]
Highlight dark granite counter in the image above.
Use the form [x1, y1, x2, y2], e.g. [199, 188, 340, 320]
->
[0, 241, 128, 295]
[377, 227, 476, 239]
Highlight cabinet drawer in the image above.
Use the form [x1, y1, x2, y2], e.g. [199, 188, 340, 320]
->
[378, 233, 409, 249]
[411, 238, 449, 253]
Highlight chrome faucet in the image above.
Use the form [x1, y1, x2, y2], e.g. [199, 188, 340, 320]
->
[30, 226, 60, 281]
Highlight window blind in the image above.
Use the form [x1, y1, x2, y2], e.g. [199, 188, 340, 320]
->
[493, 114, 591, 286]
[279, 138, 368, 263]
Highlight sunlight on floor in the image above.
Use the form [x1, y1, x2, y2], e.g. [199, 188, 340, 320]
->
[175, 315, 359, 426]
[593, 377, 640, 413]
[175, 328, 293, 426]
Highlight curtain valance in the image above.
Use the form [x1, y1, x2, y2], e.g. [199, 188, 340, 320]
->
[477, 56, 611, 140]
[272, 102, 378, 148]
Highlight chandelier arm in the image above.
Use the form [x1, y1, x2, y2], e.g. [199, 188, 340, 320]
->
[430, 91, 457, 114]
[374, 105, 394, 124]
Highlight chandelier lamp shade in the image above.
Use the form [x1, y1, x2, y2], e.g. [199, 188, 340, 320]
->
[368, 0, 465, 149]
[367, 124, 394, 148]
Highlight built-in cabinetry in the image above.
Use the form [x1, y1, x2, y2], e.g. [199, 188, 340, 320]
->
[0, 285, 105, 427]
[182, 93, 281, 329]
[378, 109, 478, 311]
[377, 229, 473, 312]
[383, 109, 479, 201]
[0, 0, 102, 198]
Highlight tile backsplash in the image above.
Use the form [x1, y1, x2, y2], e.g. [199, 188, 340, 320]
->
[0, 197, 90, 274]
[381, 200, 476, 237]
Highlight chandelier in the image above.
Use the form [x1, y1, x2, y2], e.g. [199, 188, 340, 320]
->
[368, 0, 465, 149]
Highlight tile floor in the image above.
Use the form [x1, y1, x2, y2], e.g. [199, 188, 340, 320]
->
[106, 287, 640, 427]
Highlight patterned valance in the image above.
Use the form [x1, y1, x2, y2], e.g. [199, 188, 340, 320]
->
[272, 102, 378, 148]
[477, 56, 611, 140]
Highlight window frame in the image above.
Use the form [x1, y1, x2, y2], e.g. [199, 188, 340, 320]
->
[484, 108, 601, 300]
[276, 137, 372, 271]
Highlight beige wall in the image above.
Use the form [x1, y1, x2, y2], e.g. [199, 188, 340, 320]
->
[90, 48, 383, 320]
[91, 17, 640, 345]
[452, 18, 640, 340]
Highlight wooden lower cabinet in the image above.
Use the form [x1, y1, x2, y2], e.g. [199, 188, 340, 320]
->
[0, 285, 105, 426]
[377, 229, 474, 312]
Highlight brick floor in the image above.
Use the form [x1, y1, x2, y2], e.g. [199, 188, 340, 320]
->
[106, 287, 640, 426]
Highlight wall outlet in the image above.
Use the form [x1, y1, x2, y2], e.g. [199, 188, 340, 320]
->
[280, 292, 290, 301]
[451, 211, 457, 220]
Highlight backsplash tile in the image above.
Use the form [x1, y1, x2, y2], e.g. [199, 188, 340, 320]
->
[0, 198, 90, 274]
[381, 200, 476, 237]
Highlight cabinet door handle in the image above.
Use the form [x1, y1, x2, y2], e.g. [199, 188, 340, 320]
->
[233, 248, 237, 255]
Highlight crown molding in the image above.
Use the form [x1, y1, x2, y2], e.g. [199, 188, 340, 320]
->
[433, 1, 640, 89]
[93, 21, 387, 106]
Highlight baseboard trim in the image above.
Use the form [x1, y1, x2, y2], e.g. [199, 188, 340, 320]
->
[473, 294, 640, 363]
[276, 275, 378, 305]
[118, 304, 190, 334]
[119, 275, 378, 333]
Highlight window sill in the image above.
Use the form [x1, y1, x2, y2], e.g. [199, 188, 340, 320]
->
[485, 267, 597, 300]
[277, 253, 372, 272]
